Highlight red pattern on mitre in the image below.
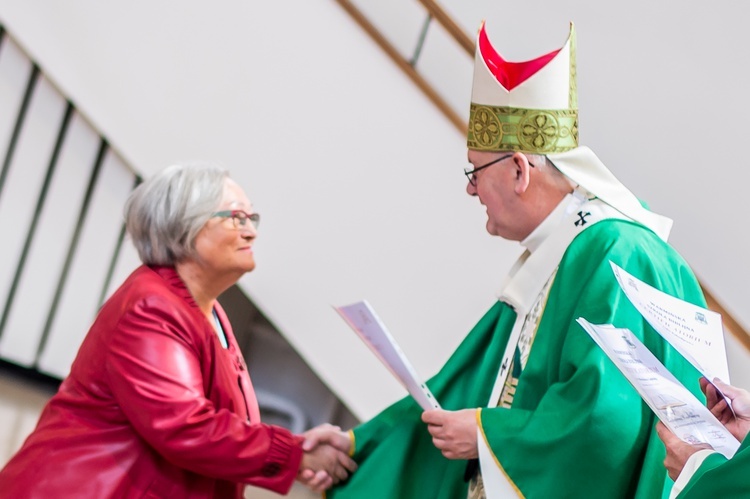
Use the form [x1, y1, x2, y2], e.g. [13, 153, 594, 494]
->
[478, 22, 562, 91]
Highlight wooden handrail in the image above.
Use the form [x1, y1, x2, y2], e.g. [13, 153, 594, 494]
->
[703, 286, 750, 352]
[333, 0, 466, 133]
[415, 0, 474, 56]
[334, 0, 750, 354]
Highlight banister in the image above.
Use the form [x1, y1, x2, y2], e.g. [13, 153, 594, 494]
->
[704, 287, 750, 352]
[332, 0, 466, 132]
[415, 0, 474, 56]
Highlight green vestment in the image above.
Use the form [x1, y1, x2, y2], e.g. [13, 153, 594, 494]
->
[677, 437, 750, 498]
[327, 219, 704, 499]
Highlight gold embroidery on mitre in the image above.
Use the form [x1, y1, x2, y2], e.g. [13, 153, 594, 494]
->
[468, 105, 578, 153]
[471, 106, 503, 148]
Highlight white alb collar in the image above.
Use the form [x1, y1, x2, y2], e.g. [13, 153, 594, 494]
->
[520, 190, 586, 253]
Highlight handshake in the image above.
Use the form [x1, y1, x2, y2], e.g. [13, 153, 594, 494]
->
[296, 424, 358, 492]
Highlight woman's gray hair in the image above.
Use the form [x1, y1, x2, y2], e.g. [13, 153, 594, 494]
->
[125, 162, 229, 265]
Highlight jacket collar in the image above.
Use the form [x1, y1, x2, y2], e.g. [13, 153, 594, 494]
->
[149, 265, 199, 309]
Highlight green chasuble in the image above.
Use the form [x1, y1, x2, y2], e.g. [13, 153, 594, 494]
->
[327, 219, 704, 499]
[677, 437, 750, 498]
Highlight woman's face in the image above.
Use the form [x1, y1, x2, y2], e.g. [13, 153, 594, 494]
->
[193, 178, 257, 278]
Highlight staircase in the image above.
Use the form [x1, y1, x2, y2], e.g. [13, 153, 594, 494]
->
[0, 26, 140, 377]
[1, 1, 749, 422]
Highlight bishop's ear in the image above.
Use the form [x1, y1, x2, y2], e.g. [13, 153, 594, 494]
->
[512, 152, 532, 195]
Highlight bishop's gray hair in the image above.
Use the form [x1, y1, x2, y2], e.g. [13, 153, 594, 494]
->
[529, 153, 578, 191]
[125, 162, 229, 265]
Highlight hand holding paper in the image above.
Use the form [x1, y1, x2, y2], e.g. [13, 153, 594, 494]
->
[577, 318, 739, 459]
[609, 261, 735, 415]
[702, 377, 750, 442]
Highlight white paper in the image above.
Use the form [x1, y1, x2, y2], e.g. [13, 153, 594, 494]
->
[335, 301, 440, 410]
[577, 318, 739, 458]
[609, 261, 730, 384]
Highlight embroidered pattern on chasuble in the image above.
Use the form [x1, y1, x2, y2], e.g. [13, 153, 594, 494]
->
[468, 271, 558, 499]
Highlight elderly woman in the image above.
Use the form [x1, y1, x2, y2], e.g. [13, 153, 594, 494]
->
[0, 163, 354, 497]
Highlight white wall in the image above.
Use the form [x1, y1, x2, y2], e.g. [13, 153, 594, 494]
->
[0, 0, 748, 419]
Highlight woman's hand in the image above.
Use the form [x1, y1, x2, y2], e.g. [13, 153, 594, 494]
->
[296, 424, 357, 492]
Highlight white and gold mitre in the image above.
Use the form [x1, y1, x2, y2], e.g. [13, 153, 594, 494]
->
[467, 22, 578, 154]
[467, 22, 674, 240]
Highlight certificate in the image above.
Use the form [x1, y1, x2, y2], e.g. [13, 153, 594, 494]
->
[335, 300, 440, 410]
[610, 261, 730, 384]
[577, 318, 739, 459]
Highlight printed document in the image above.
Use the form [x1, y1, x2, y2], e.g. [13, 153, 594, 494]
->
[609, 261, 730, 384]
[335, 300, 440, 410]
[577, 318, 739, 459]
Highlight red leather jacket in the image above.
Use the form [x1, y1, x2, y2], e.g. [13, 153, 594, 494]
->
[0, 266, 303, 498]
